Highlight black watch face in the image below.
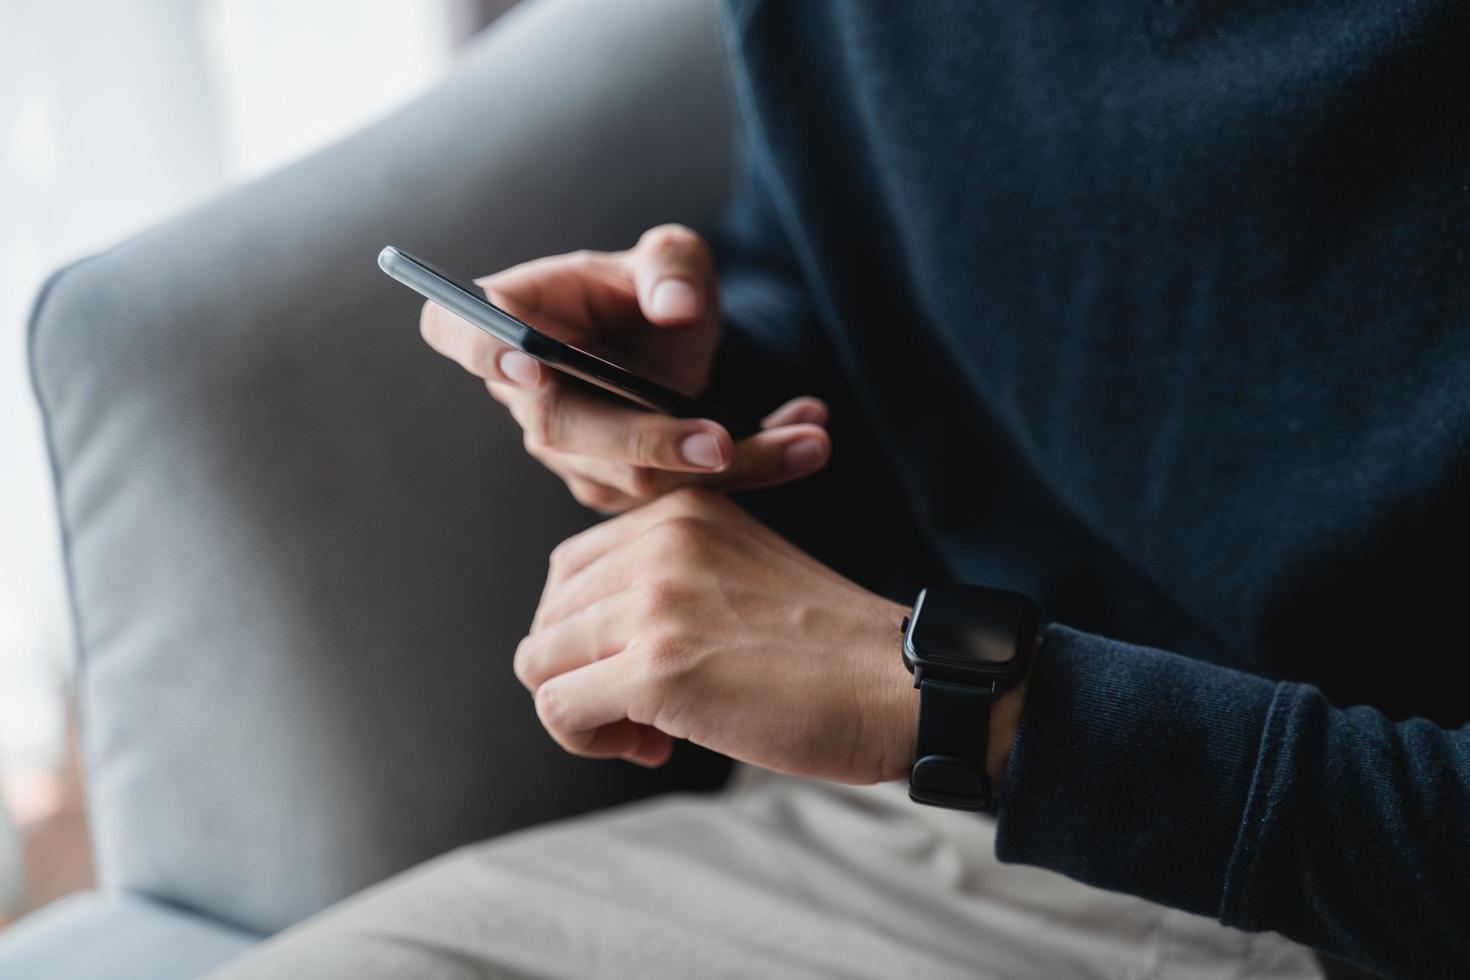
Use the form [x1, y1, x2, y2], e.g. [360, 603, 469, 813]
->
[908, 584, 1039, 670]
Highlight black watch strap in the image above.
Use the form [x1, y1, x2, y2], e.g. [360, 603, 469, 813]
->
[910, 677, 992, 811]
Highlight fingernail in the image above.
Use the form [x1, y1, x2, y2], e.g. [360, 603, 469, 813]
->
[680, 432, 724, 469]
[785, 438, 826, 472]
[499, 350, 540, 387]
[649, 279, 700, 320]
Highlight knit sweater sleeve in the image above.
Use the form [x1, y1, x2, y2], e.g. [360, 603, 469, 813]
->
[996, 625, 1470, 978]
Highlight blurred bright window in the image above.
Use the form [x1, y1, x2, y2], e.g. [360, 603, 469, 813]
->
[0, 0, 460, 909]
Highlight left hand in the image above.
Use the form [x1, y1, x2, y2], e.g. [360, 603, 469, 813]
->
[514, 489, 919, 782]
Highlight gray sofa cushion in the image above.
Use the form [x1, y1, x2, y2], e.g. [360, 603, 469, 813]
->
[0, 891, 258, 980]
[27, 0, 732, 937]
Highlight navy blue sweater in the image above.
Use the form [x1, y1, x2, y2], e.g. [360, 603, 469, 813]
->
[712, 2, 1470, 976]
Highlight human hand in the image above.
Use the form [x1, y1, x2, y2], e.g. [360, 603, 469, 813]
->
[419, 225, 831, 513]
[513, 489, 919, 781]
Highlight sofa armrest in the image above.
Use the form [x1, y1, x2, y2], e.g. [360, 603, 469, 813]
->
[28, 0, 732, 937]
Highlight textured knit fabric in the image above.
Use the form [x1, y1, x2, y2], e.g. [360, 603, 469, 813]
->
[714, 2, 1470, 977]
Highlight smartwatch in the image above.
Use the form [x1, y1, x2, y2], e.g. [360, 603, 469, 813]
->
[901, 583, 1040, 811]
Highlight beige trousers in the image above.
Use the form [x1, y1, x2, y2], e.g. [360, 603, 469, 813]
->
[209, 768, 1321, 979]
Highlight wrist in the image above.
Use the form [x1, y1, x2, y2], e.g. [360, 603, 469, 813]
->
[878, 606, 1033, 789]
[986, 635, 1042, 794]
[869, 598, 921, 783]
[987, 680, 1027, 792]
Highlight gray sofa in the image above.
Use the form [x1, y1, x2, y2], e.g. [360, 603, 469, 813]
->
[2, 0, 734, 974]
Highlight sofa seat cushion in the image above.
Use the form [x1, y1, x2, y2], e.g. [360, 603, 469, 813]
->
[0, 891, 259, 980]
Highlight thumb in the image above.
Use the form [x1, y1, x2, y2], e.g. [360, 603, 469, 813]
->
[624, 224, 716, 327]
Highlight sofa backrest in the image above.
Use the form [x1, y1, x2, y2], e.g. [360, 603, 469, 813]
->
[27, 0, 732, 935]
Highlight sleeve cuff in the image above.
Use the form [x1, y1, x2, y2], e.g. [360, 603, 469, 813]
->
[994, 624, 1279, 918]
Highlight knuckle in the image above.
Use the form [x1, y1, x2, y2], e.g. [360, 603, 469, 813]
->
[546, 538, 576, 575]
[649, 513, 708, 553]
[637, 577, 686, 617]
[566, 480, 599, 507]
[625, 424, 661, 468]
[663, 486, 719, 515]
[505, 398, 532, 433]
[640, 223, 701, 256]
[569, 480, 621, 512]
[512, 636, 536, 686]
[638, 631, 685, 680]
[533, 599, 565, 631]
[526, 443, 551, 465]
[533, 681, 566, 729]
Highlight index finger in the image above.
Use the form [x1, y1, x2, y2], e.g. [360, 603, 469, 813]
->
[418, 299, 545, 388]
[418, 250, 634, 387]
[478, 251, 634, 328]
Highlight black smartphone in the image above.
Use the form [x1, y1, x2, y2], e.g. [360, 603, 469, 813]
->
[378, 246, 756, 438]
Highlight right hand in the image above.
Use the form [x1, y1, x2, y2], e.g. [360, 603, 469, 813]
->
[419, 224, 831, 513]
